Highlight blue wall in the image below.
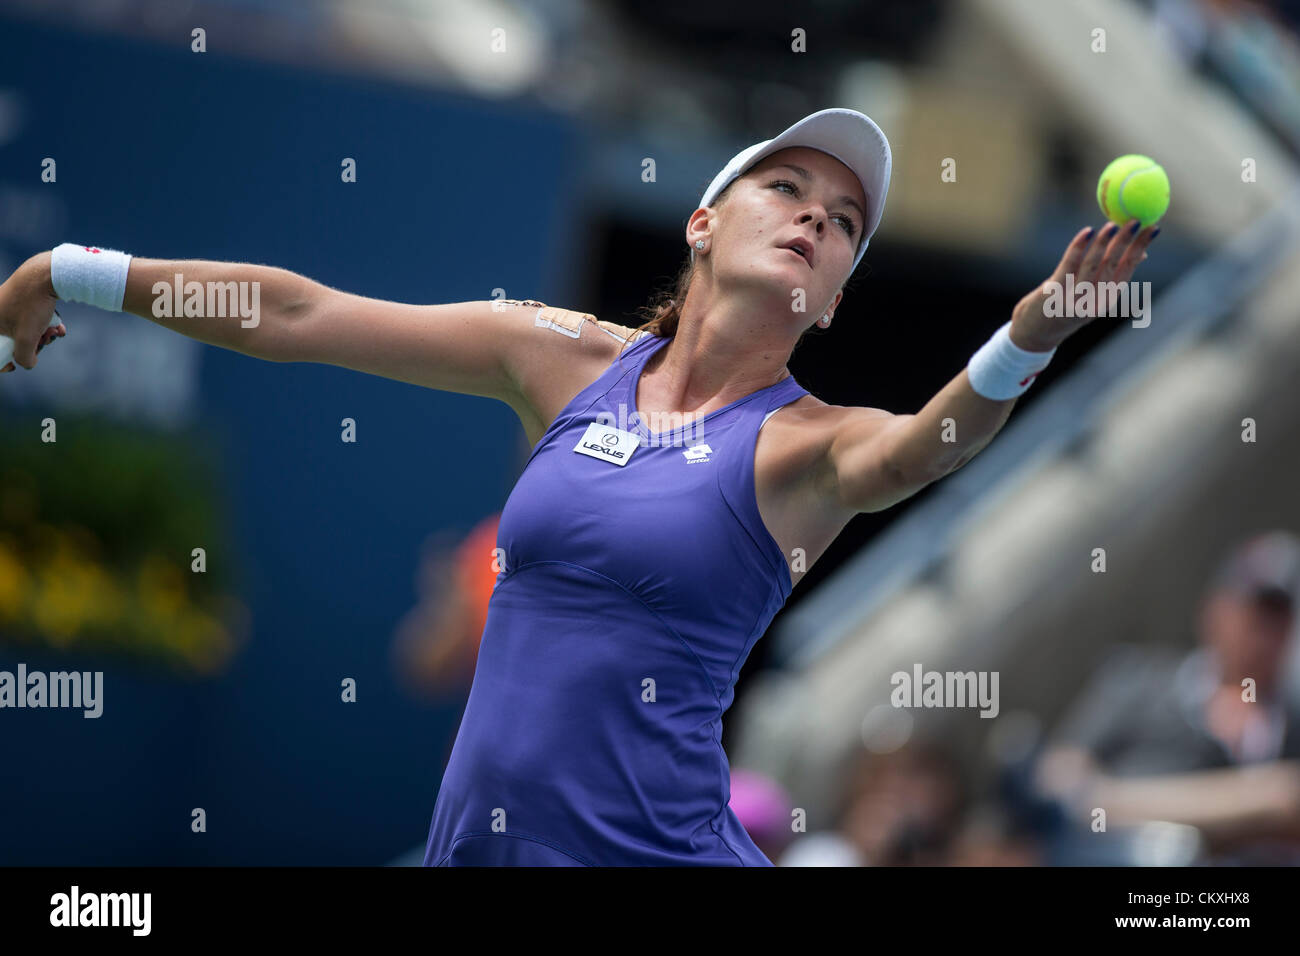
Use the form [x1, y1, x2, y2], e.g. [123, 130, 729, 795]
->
[0, 17, 587, 863]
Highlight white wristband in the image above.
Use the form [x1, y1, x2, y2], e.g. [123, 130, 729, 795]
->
[50, 243, 133, 312]
[966, 320, 1056, 400]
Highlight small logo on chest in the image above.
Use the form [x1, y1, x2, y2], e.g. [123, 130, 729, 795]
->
[573, 421, 641, 466]
[682, 443, 714, 464]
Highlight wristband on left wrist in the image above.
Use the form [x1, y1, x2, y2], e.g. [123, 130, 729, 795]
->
[967, 320, 1057, 401]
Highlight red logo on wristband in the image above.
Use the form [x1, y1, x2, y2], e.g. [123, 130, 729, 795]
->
[1018, 371, 1041, 387]
[84, 246, 102, 253]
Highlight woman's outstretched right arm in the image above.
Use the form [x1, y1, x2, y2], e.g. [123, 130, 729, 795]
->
[0, 251, 539, 405]
[119, 256, 527, 401]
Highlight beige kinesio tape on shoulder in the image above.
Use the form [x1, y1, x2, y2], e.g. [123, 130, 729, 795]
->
[596, 320, 647, 343]
[501, 298, 583, 337]
[535, 305, 587, 338]
[528, 303, 643, 344]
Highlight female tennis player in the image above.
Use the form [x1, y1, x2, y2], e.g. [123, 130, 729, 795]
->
[0, 108, 1156, 865]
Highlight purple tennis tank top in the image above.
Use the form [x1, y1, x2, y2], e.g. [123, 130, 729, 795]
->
[423, 331, 808, 866]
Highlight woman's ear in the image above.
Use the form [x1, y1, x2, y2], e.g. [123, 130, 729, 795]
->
[822, 288, 845, 320]
[685, 207, 712, 251]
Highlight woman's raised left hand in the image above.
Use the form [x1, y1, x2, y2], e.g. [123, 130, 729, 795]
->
[1009, 221, 1159, 353]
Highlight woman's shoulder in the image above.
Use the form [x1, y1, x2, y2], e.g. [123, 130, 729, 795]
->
[500, 301, 655, 446]
[594, 319, 652, 344]
[502, 298, 649, 347]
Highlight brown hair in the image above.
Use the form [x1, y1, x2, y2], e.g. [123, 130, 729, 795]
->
[619, 175, 863, 361]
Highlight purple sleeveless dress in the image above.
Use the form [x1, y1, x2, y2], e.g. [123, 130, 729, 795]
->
[423, 331, 808, 865]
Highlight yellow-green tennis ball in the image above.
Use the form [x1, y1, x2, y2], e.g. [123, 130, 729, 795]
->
[1097, 154, 1170, 228]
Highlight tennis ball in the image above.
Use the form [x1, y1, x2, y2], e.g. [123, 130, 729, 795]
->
[1097, 154, 1170, 228]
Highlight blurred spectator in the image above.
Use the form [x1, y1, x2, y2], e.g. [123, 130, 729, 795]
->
[1152, 0, 1300, 151]
[779, 831, 866, 867]
[391, 511, 502, 698]
[780, 740, 968, 866]
[945, 804, 1042, 866]
[728, 769, 795, 863]
[385, 511, 501, 866]
[1035, 531, 1300, 863]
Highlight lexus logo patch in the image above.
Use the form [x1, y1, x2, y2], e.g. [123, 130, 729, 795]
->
[573, 421, 641, 466]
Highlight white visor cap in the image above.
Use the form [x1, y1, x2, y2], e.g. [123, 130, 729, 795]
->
[691, 108, 892, 276]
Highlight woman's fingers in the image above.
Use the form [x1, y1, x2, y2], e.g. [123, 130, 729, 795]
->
[1063, 220, 1160, 288]
[1054, 226, 1096, 281]
[1, 321, 65, 368]
[1077, 222, 1116, 282]
[1095, 221, 1138, 281]
[1097, 220, 1144, 283]
[1109, 225, 1159, 284]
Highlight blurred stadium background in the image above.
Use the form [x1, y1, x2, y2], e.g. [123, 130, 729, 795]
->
[2, 0, 1300, 865]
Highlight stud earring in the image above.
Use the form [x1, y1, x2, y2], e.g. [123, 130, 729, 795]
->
[694, 240, 705, 250]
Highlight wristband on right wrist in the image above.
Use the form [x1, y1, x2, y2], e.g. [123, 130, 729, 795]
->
[50, 243, 133, 312]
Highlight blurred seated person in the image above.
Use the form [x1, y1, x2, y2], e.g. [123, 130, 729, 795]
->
[1035, 531, 1300, 862]
[392, 512, 502, 698]
[781, 740, 966, 866]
